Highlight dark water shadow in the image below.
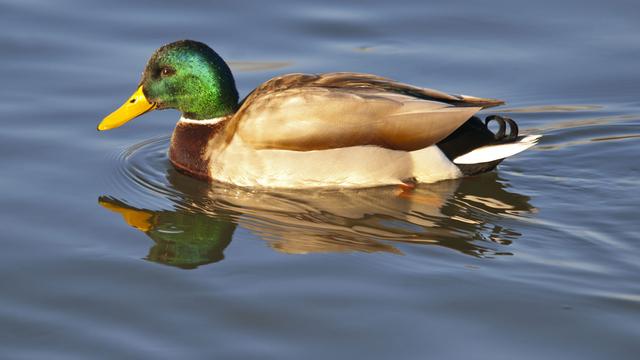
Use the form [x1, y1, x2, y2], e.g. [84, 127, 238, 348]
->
[100, 166, 535, 269]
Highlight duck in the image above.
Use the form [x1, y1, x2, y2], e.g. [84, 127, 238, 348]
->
[98, 40, 540, 188]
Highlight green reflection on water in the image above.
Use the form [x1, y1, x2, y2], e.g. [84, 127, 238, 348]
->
[100, 196, 235, 269]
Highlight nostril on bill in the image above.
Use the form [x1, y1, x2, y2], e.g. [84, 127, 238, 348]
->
[129, 99, 136, 104]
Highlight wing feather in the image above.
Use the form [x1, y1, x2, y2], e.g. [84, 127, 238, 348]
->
[230, 73, 499, 151]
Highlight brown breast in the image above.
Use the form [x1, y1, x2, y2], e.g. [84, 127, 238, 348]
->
[168, 120, 228, 181]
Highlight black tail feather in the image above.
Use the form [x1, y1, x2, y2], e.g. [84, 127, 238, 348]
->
[437, 115, 520, 176]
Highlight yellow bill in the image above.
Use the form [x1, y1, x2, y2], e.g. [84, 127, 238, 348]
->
[98, 86, 157, 131]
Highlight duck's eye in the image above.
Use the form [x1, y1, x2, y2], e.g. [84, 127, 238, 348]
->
[160, 67, 176, 77]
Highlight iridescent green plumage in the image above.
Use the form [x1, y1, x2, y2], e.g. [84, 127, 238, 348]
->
[141, 40, 239, 119]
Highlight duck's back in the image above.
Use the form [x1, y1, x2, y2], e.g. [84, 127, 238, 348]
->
[229, 72, 504, 152]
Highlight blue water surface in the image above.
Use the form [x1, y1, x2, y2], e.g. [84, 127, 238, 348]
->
[1, 0, 639, 358]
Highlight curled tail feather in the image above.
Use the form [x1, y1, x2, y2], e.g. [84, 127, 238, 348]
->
[436, 115, 541, 176]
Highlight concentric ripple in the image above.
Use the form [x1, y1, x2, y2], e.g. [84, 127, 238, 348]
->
[107, 135, 185, 208]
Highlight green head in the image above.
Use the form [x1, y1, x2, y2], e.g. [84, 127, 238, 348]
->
[142, 40, 239, 119]
[98, 40, 239, 130]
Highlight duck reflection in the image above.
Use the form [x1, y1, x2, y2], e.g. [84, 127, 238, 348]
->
[99, 197, 235, 269]
[100, 168, 535, 269]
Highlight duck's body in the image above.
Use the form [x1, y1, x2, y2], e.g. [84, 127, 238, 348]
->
[170, 114, 463, 187]
[99, 40, 540, 188]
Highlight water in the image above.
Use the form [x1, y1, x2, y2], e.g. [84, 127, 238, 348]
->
[1, 0, 639, 358]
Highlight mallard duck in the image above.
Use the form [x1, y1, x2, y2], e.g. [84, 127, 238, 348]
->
[98, 40, 540, 188]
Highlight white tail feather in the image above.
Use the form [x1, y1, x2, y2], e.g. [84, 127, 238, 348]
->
[453, 135, 541, 165]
